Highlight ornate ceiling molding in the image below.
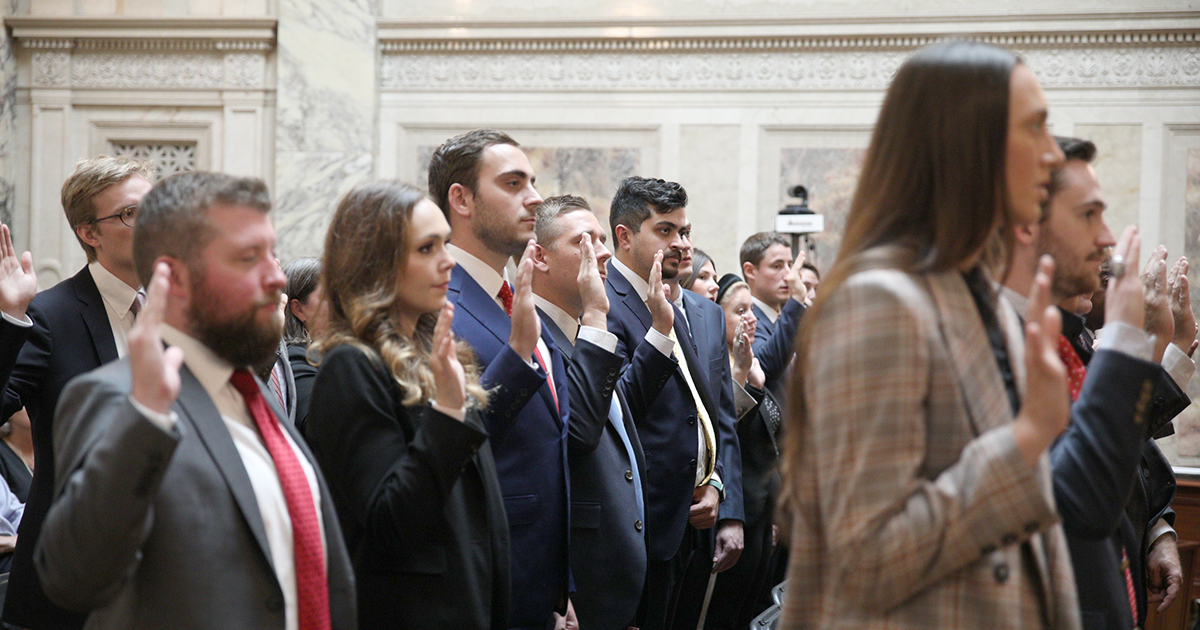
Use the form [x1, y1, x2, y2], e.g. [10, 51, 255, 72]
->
[378, 11, 1200, 91]
[6, 16, 276, 52]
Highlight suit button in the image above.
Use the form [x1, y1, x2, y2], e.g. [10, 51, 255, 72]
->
[993, 563, 1009, 583]
[1143, 468, 1151, 479]
[689, 458, 697, 469]
[625, 470, 634, 481]
[635, 520, 643, 531]
[1001, 533, 1018, 546]
[687, 416, 696, 426]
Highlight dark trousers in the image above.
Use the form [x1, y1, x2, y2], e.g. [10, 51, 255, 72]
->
[637, 525, 698, 630]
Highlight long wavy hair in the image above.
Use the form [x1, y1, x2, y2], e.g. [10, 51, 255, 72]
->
[312, 180, 487, 407]
[778, 40, 1022, 537]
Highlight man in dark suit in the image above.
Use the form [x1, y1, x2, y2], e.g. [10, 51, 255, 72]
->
[35, 171, 356, 628]
[530, 195, 677, 630]
[1002, 136, 1195, 630]
[739, 232, 806, 397]
[430, 129, 612, 630]
[0, 156, 153, 630]
[604, 177, 742, 630]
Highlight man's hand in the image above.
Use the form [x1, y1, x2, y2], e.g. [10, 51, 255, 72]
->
[1147, 536, 1183, 612]
[577, 235, 609, 330]
[689, 484, 720, 530]
[430, 303, 467, 415]
[508, 240, 541, 362]
[1167, 256, 1198, 357]
[552, 599, 579, 630]
[1013, 255, 1068, 465]
[1142, 245, 1173, 362]
[0, 534, 15, 554]
[0, 222, 36, 320]
[712, 520, 744, 573]
[1104, 226, 1145, 331]
[129, 262, 185, 414]
[646, 250, 674, 336]
[785, 249, 808, 304]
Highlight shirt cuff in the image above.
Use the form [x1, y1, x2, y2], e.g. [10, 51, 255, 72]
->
[1149, 517, 1177, 549]
[430, 400, 466, 422]
[1162, 343, 1196, 390]
[1097, 321, 1154, 361]
[578, 326, 618, 353]
[644, 327, 674, 357]
[1, 310, 32, 328]
[130, 395, 178, 431]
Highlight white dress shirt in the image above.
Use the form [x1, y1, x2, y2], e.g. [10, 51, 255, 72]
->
[89, 261, 139, 357]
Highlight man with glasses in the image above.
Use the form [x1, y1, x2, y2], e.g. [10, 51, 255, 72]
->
[0, 155, 151, 630]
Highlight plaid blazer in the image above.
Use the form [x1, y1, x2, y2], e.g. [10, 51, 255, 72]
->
[780, 269, 1080, 629]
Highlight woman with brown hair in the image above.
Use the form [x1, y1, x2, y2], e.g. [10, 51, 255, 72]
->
[778, 41, 1078, 628]
[303, 181, 509, 629]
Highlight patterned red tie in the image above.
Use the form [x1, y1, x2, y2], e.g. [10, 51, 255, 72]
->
[1054, 336, 1138, 624]
[497, 281, 558, 412]
[230, 369, 330, 630]
[1056, 335, 1087, 402]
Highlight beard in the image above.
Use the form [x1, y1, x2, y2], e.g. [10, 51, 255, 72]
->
[1040, 239, 1105, 298]
[471, 197, 529, 259]
[188, 276, 283, 369]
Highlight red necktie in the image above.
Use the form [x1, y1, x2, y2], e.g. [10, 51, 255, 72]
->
[1056, 335, 1087, 402]
[230, 369, 330, 630]
[497, 281, 558, 412]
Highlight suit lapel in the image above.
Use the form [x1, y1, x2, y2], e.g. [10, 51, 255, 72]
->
[606, 262, 653, 332]
[680, 293, 718, 414]
[538, 308, 574, 361]
[74, 267, 119, 364]
[450, 265, 510, 346]
[173, 366, 274, 568]
[924, 271, 1012, 436]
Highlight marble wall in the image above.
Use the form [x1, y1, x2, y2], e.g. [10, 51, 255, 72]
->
[0, 0, 16, 227]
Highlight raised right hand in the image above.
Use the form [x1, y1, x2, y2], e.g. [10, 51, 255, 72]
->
[430, 302, 467, 415]
[1013, 255, 1068, 465]
[785, 249, 808, 304]
[1104, 226, 1144, 330]
[646, 250, 674, 335]
[129, 262, 185, 415]
[508, 240, 541, 362]
[0, 222, 36, 320]
[1141, 245, 1172, 361]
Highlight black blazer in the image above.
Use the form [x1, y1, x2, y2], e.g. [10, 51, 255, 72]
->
[540, 312, 673, 630]
[750, 298, 805, 398]
[1, 266, 115, 630]
[287, 343, 319, 433]
[304, 344, 510, 630]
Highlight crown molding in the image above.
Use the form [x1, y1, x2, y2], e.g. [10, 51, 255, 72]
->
[378, 11, 1200, 53]
[5, 16, 277, 51]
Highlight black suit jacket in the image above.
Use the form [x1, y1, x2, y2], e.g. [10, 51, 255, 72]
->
[750, 298, 805, 399]
[605, 263, 734, 561]
[287, 343, 318, 433]
[540, 311, 674, 630]
[304, 344, 509, 629]
[1, 266, 116, 629]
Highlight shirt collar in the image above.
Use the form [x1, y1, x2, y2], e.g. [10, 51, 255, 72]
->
[89, 260, 139, 319]
[449, 243, 509, 302]
[752, 296, 779, 323]
[999, 285, 1030, 321]
[611, 256, 650, 302]
[161, 324, 234, 401]
[534, 295, 579, 345]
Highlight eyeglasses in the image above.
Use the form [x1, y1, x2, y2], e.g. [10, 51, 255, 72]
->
[92, 205, 137, 228]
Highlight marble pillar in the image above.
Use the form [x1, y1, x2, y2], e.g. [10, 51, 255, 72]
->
[273, 0, 377, 261]
[0, 0, 17, 227]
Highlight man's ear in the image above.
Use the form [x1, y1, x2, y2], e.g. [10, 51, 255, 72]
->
[614, 224, 633, 252]
[159, 256, 190, 298]
[1014, 223, 1038, 247]
[447, 183, 473, 219]
[531, 243, 550, 273]
[742, 261, 757, 284]
[76, 223, 101, 250]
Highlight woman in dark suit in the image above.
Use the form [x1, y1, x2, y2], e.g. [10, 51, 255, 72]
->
[282, 257, 323, 431]
[304, 181, 510, 629]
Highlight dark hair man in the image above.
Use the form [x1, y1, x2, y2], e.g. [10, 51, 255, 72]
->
[738, 231, 809, 398]
[605, 176, 743, 630]
[34, 171, 356, 629]
[0, 155, 152, 630]
[1001, 136, 1196, 629]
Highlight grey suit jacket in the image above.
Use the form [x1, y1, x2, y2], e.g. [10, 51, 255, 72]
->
[35, 359, 356, 630]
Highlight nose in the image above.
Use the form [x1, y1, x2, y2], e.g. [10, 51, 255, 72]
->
[266, 260, 286, 290]
[438, 247, 456, 271]
[1044, 133, 1065, 170]
[524, 183, 544, 209]
[1097, 218, 1116, 250]
[595, 239, 612, 264]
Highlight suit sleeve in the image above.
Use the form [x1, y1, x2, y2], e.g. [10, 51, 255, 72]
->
[710, 314, 744, 524]
[0, 303, 48, 422]
[305, 346, 487, 552]
[1049, 349, 1161, 539]
[36, 372, 180, 611]
[564, 338, 624, 454]
[617, 340, 677, 426]
[475, 344, 550, 439]
[752, 298, 804, 390]
[806, 274, 1057, 611]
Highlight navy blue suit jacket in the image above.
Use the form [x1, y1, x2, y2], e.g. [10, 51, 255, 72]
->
[605, 262, 735, 561]
[751, 298, 804, 399]
[447, 265, 571, 627]
[1, 266, 114, 629]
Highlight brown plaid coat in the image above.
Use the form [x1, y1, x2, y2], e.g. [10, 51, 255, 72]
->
[780, 269, 1080, 629]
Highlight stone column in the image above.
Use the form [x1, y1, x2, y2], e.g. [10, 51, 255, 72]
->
[273, 0, 377, 260]
[0, 0, 18, 228]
